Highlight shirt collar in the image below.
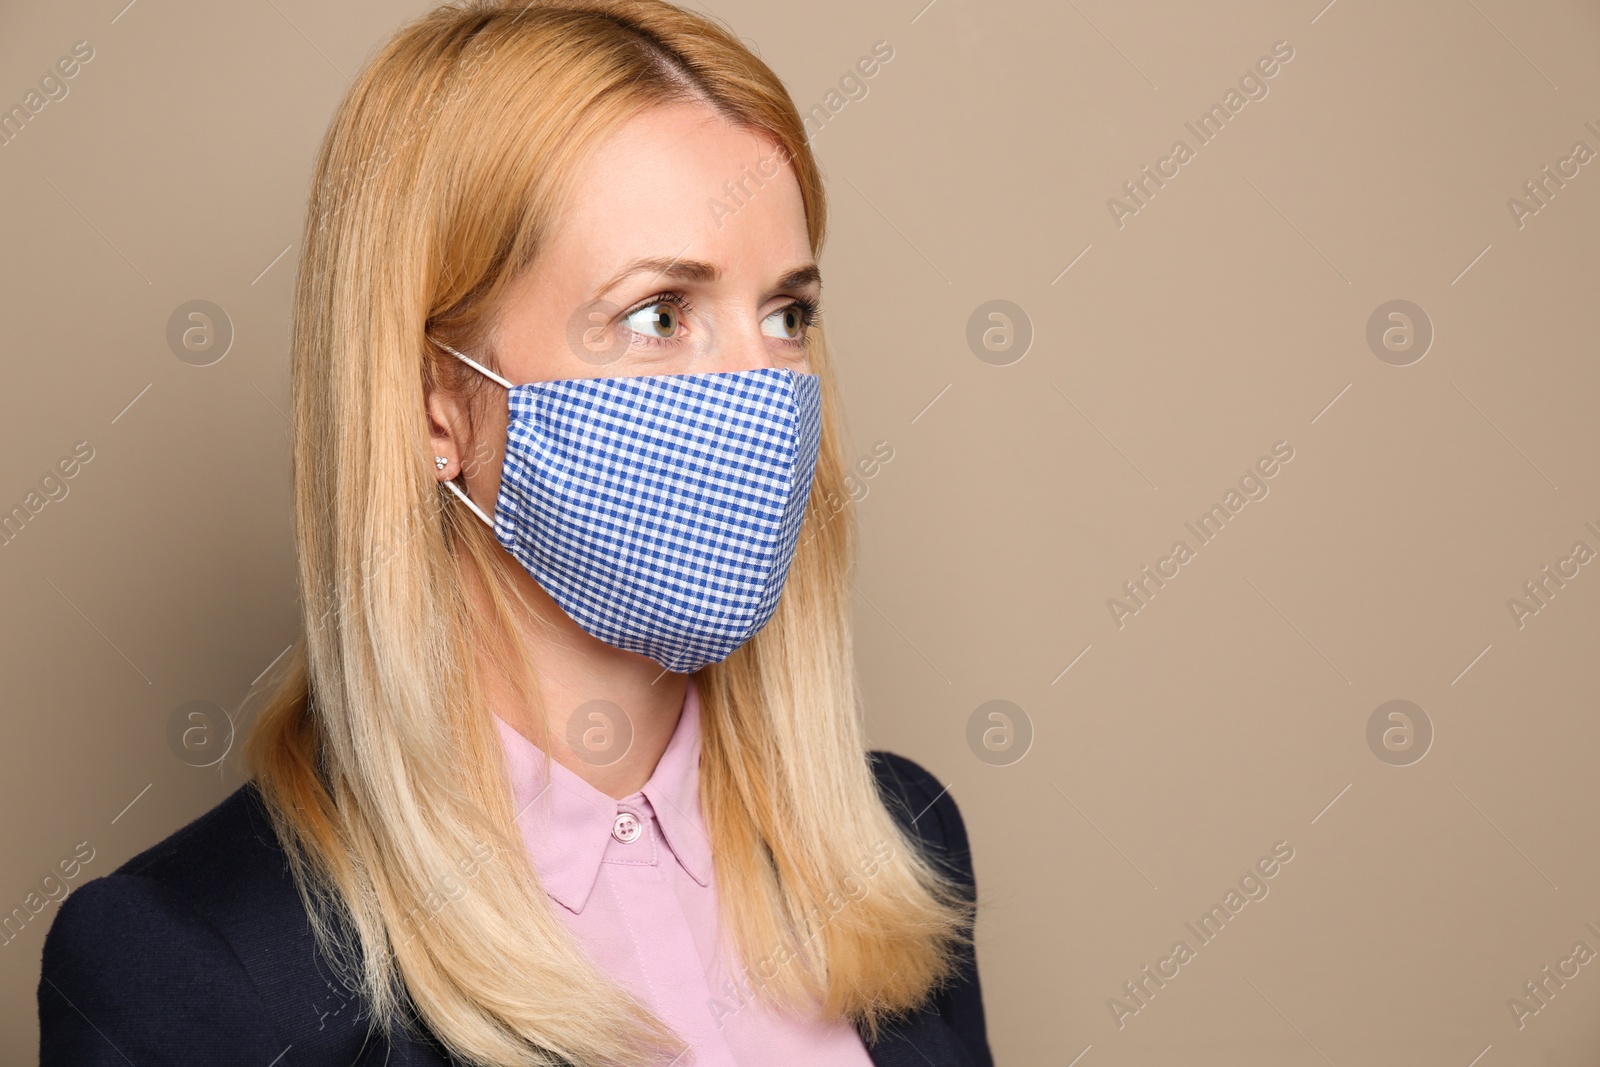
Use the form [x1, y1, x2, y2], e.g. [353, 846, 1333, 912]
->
[493, 676, 712, 914]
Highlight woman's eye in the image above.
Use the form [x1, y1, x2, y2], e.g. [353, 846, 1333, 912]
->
[623, 300, 680, 339]
[762, 304, 806, 341]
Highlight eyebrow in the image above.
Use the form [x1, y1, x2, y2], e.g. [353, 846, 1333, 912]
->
[590, 257, 822, 302]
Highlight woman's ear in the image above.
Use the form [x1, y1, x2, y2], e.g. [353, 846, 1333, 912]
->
[425, 379, 470, 481]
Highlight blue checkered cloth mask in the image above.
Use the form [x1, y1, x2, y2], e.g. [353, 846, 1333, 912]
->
[435, 341, 823, 673]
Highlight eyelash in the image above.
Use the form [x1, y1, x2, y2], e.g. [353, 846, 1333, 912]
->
[621, 292, 821, 349]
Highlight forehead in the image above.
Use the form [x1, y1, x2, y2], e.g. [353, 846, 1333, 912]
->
[546, 100, 810, 276]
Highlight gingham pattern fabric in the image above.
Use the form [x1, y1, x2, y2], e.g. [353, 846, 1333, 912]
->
[492, 367, 823, 673]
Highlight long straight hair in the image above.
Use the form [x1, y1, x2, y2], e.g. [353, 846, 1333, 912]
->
[244, 2, 975, 1064]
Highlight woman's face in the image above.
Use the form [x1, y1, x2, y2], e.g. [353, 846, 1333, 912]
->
[440, 98, 820, 490]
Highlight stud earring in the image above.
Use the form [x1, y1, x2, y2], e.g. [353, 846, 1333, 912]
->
[435, 456, 449, 471]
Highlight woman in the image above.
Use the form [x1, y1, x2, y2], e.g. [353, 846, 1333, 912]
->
[38, 2, 992, 1064]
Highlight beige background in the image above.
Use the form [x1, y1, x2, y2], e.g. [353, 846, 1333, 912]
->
[3, 0, 1599, 1063]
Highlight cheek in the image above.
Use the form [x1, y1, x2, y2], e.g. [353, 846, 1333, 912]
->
[464, 398, 510, 503]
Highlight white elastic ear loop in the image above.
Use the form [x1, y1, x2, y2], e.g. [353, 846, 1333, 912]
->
[441, 478, 495, 531]
[428, 336, 507, 530]
[432, 337, 514, 389]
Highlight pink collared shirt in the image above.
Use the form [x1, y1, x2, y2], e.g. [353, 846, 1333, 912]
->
[494, 677, 876, 1066]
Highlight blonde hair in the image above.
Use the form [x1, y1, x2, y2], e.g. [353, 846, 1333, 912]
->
[244, 2, 975, 1064]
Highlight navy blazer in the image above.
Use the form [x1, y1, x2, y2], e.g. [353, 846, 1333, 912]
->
[39, 750, 993, 1067]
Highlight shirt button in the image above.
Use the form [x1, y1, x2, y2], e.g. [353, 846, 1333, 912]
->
[611, 812, 642, 843]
